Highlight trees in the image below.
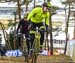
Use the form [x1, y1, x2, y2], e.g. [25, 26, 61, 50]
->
[62, 0, 75, 54]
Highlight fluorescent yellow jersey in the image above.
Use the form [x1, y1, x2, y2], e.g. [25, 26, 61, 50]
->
[27, 7, 50, 25]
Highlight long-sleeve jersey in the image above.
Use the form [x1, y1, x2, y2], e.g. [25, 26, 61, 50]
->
[17, 19, 29, 34]
[27, 7, 50, 25]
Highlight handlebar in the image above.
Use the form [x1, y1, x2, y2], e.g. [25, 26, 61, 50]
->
[32, 27, 46, 33]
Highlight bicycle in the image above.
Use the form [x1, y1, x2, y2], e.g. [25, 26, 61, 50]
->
[17, 33, 29, 63]
[29, 27, 46, 63]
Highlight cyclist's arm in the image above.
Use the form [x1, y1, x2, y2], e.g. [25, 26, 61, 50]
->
[16, 20, 22, 32]
[45, 12, 50, 26]
[45, 12, 51, 33]
[27, 8, 38, 20]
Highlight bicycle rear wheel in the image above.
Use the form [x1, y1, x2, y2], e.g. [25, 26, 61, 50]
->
[21, 35, 29, 63]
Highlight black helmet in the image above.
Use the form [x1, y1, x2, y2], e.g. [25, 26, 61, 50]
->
[42, 2, 48, 7]
[24, 12, 29, 19]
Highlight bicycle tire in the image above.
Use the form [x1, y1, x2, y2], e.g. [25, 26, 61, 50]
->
[30, 49, 37, 63]
[20, 35, 29, 63]
[32, 53, 37, 63]
[30, 33, 40, 63]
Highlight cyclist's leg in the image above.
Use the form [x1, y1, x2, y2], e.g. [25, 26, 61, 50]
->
[38, 23, 45, 52]
[17, 33, 22, 49]
[29, 22, 36, 49]
[25, 32, 30, 54]
[40, 31, 44, 47]
[30, 33, 35, 49]
[29, 22, 37, 58]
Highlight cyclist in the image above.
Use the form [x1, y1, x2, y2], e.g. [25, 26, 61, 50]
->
[27, 2, 51, 52]
[16, 13, 30, 54]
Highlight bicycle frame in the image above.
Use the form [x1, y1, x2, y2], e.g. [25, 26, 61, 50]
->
[30, 27, 41, 63]
[34, 27, 41, 53]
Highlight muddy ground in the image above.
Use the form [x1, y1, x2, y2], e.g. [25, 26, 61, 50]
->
[0, 54, 73, 63]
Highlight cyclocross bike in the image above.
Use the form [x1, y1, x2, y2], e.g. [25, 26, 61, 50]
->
[18, 33, 29, 63]
[29, 26, 46, 63]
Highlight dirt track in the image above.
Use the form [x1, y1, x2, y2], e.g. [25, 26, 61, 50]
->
[0, 55, 73, 63]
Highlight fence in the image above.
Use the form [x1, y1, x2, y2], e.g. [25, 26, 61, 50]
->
[44, 39, 66, 49]
[66, 39, 75, 62]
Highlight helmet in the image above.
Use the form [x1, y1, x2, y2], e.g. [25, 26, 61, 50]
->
[42, 2, 51, 8]
[24, 12, 29, 19]
[42, 2, 48, 7]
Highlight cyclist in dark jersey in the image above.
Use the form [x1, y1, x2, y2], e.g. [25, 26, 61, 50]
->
[16, 13, 30, 54]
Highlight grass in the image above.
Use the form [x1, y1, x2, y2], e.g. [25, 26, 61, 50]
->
[37, 54, 73, 63]
[0, 54, 73, 63]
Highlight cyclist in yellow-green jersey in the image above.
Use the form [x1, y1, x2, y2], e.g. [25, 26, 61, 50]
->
[27, 2, 51, 52]
[27, 4, 50, 25]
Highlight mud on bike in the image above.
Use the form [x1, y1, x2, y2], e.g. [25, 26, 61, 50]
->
[16, 33, 30, 63]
